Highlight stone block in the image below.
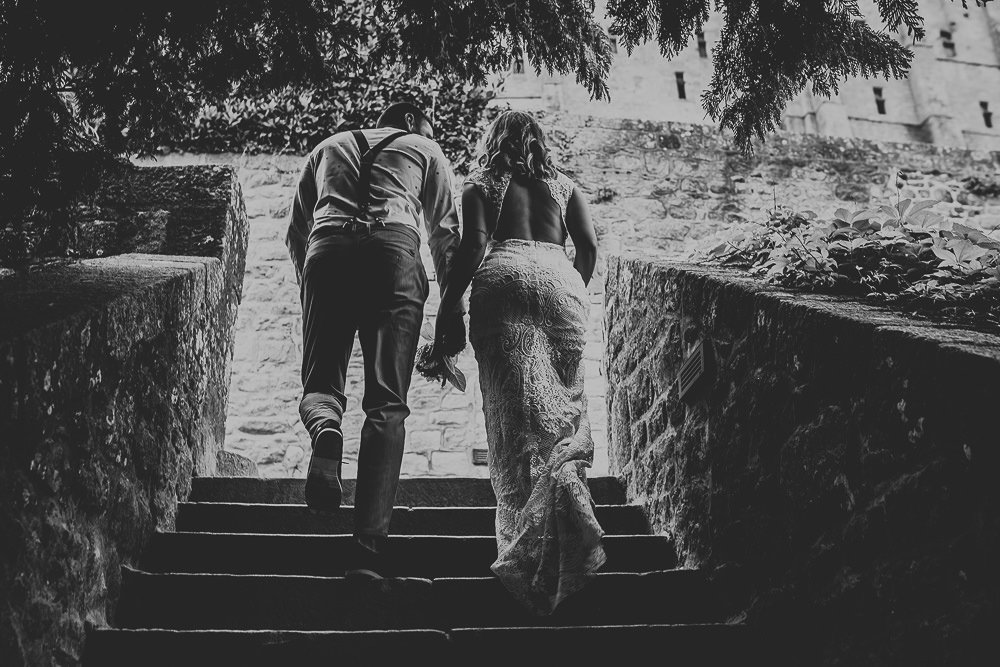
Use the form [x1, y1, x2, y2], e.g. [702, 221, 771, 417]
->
[430, 450, 472, 476]
[217, 450, 258, 478]
[408, 430, 442, 453]
[400, 453, 430, 477]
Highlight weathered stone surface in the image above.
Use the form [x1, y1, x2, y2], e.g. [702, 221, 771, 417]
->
[216, 450, 258, 478]
[0, 166, 247, 666]
[605, 257, 1000, 665]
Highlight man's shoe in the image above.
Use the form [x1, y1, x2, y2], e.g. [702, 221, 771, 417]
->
[344, 567, 383, 581]
[345, 536, 385, 580]
[305, 427, 343, 513]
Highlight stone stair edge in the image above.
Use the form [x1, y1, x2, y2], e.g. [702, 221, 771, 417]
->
[155, 531, 667, 540]
[177, 501, 639, 508]
[120, 565, 694, 581]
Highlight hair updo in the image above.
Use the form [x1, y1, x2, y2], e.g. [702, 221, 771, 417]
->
[477, 110, 556, 180]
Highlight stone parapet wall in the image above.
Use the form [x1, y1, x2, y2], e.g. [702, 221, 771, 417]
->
[142, 113, 1000, 478]
[604, 257, 1000, 665]
[0, 166, 247, 666]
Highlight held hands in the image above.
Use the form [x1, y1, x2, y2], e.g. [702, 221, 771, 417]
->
[433, 309, 467, 357]
[414, 309, 468, 391]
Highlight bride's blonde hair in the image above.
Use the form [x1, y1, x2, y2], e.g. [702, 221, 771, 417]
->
[477, 110, 556, 180]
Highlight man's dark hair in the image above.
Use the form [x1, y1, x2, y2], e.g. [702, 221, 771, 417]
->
[377, 101, 432, 131]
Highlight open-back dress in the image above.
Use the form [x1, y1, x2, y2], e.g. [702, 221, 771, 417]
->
[465, 166, 606, 615]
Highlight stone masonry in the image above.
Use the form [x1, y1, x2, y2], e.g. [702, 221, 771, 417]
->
[141, 111, 1000, 478]
[0, 166, 248, 666]
[604, 258, 1000, 665]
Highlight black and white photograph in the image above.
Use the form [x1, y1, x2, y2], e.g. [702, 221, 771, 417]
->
[1, 1, 998, 665]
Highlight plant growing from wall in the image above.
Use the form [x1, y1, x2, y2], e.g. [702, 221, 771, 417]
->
[699, 200, 1000, 331]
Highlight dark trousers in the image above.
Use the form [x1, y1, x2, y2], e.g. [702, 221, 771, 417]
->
[299, 223, 428, 538]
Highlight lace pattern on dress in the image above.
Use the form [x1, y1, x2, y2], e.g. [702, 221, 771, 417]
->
[469, 239, 605, 616]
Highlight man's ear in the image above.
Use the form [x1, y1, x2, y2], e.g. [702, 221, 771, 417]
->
[403, 112, 416, 131]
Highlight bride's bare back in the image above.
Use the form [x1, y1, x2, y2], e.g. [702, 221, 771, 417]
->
[492, 175, 566, 244]
[462, 168, 597, 285]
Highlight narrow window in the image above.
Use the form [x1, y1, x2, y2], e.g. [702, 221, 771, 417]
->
[609, 36, 618, 54]
[696, 30, 708, 58]
[941, 30, 956, 57]
[983, 101, 994, 129]
[512, 57, 524, 74]
[873, 87, 886, 115]
[676, 72, 686, 100]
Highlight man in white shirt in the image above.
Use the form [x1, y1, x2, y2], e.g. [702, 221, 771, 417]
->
[286, 102, 463, 577]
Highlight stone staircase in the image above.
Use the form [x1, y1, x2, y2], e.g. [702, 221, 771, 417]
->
[84, 477, 759, 665]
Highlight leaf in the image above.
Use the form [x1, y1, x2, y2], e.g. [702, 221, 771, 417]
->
[878, 205, 899, 219]
[850, 208, 878, 223]
[708, 242, 730, 257]
[906, 199, 939, 218]
[952, 223, 1000, 251]
[905, 210, 950, 232]
[896, 198, 912, 218]
[834, 208, 851, 222]
[948, 239, 989, 264]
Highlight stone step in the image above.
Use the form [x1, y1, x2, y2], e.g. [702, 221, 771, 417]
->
[175, 503, 650, 536]
[448, 624, 758, 664]
[139, 533, 676, 578]
[115, 569, 721, 631]
[84, 629, 449, 665]
[188, 476, 627, 506]
[85, 625, 755, 666]
[433, 570, 723, 628]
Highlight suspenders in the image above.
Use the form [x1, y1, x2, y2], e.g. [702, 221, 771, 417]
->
[348, 129, 408, 227]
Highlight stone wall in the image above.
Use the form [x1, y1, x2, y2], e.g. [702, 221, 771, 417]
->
[142, 112, 1000, 478]
[604, 258, 1000, 665]
[0, 166, 248, 666]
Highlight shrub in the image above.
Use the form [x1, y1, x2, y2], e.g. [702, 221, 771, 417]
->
[157, 75, 498, 175]
[697, 199, 1000, 331]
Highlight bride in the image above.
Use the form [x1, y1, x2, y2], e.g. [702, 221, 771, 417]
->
[424, 110, 604, 615]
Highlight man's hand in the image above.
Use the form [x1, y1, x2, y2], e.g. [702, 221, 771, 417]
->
[434, 310, 467, 357]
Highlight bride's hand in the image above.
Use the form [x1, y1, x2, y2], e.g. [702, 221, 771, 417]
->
[433, 309, 467, 357]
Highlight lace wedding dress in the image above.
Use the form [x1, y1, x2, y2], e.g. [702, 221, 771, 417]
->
[465, 167, 606, 615]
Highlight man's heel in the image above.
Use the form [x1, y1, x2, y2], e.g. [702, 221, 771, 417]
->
[305, 427, 344, 512]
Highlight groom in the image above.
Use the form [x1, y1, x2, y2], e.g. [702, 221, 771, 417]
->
[286, 101, 463, 577]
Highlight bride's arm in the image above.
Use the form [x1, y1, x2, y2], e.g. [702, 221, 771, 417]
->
[566, 187, 598, 285]
[435, 184, 489, 347]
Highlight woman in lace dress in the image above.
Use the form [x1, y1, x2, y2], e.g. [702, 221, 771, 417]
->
[430, 110, 604, 615]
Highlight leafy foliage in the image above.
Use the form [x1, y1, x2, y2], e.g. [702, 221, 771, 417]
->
[606, 0, 994, 152]
[698, 200, 1000, 331]
[156, 69, 497, 175]
[3, 0, 995, 261]
[0, 0, 611, 261]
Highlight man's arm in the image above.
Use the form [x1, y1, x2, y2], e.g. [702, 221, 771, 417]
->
[420, 145, 463, 306]
[285, 153, 317, 286]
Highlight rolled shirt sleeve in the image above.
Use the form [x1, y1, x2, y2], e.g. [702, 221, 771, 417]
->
[421, 145, 463, 308]
[286, 153, 317, 286]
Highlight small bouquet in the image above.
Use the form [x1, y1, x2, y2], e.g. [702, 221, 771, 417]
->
[415, 312, 467, 391]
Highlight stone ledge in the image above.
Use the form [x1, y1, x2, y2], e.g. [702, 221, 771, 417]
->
[0, 165, 248, 666]
[605, 254, 999, 665]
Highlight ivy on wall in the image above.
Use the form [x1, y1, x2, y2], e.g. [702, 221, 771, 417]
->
[699, 199, 1000, 332]
[156, 72, 498, 174]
